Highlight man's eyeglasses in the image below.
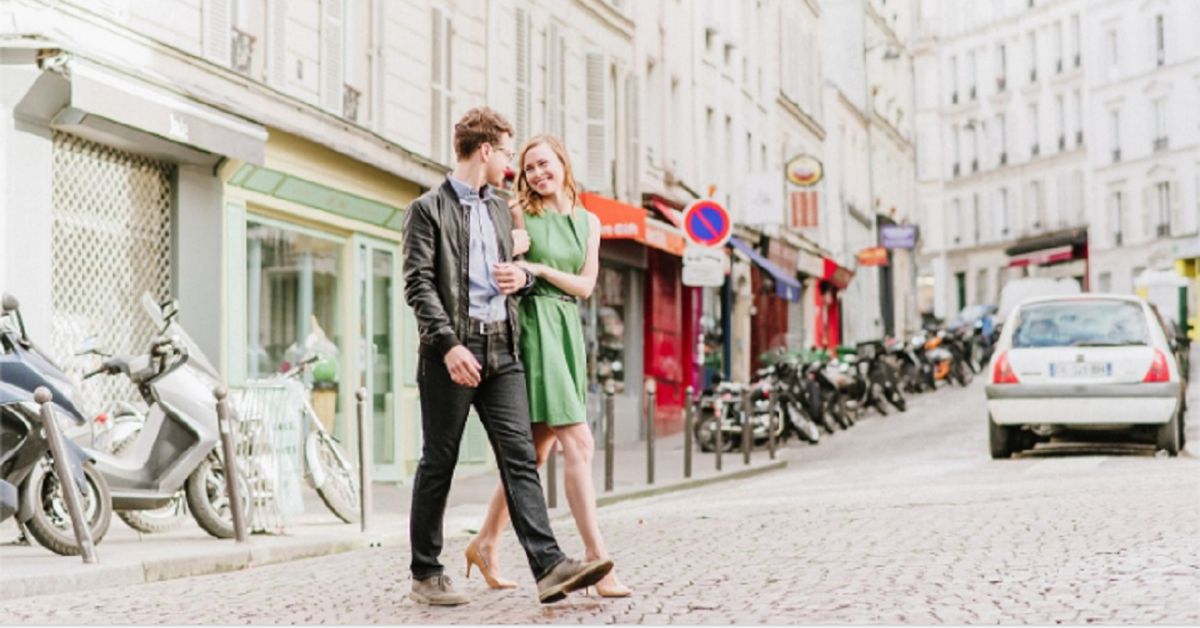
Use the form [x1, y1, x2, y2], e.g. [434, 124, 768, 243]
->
[490, 143, 515, 161]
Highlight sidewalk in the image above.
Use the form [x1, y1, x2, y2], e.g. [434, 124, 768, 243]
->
[0, 428, 789, 601]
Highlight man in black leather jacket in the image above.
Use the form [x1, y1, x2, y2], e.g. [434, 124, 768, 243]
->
[401, 107, 612, 606]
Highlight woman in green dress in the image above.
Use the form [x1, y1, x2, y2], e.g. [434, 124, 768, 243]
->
[463, 134, 631, 598]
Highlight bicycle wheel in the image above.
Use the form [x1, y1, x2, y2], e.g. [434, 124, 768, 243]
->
[305, 431, 360, 524]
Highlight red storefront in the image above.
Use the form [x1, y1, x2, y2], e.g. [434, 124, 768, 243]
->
[812, 257, 854, 351]
[581, 192, 693, 436]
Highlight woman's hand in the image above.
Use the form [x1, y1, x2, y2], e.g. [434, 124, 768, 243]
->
[511, 228, 530, 256]
[514, 260, 544, 277]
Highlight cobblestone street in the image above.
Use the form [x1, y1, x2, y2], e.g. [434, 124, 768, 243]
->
[2, 379, 1198, 625]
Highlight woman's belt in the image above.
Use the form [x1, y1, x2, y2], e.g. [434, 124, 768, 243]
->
[530, 293, 578, 303]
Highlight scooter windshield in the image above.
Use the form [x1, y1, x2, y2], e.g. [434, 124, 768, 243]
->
[141, 293, 221, 382]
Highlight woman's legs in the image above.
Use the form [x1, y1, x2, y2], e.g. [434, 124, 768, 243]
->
[471, 423, 557, 570]
[551, 422, 627, 591]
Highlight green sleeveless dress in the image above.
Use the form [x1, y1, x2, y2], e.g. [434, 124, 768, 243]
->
[520, 209, 589, 426]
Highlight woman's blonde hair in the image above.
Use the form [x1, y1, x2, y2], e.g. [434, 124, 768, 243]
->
[515, 134, 580, 217]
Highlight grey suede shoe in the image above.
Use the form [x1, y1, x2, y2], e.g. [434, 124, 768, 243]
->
[536, 558, 614, 604]
[410, 574, 470, 606]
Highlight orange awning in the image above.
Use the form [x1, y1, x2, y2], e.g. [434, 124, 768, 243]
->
[581, 192, 687, 256]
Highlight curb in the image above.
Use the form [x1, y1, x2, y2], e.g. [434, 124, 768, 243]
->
[2, 459, 787, 601]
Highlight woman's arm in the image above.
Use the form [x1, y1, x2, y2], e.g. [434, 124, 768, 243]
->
[517, 212, 602, 299]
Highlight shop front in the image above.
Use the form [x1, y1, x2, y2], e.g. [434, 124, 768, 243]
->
[581, 192, 691, 440]
[728, 237, 803, 370]
[1004, 227, 1090, 290]
[222, 130, 447, 482]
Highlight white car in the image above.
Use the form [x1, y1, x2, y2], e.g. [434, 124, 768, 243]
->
[984, 294, 1186, 458]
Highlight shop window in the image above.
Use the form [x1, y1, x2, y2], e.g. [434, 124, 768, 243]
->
[246, 221, 345, 431]
[591, 266, 628, 394]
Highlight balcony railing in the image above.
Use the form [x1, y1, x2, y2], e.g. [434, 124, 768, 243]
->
[1154, 137, 1169, 152]
[951, 92, 958, 104]
[1058, 134, 1066, 150]
[231, 26, 255, 76]
[1031, 143, 1040, 156]
[1112, 148, 1121, 162]
[1030, 68, 1037, 82]
[1000, 151, 1008, 165]
[1156, 224, 1170, 237]
[1056, 59, 1063, 73]
[953, 163, 961, 177]
[1114, 231, 1123, 246]
[969, 86, 977, 100]
[971, 159, 978, 173]
[1074, 53, 1081, 68]
[343, 84, 362, 123]
[1076, 130, 1083, 145]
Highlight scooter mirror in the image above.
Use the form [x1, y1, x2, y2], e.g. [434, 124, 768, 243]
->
[74, 336, 99, 356]
[1, 293, 17, 313]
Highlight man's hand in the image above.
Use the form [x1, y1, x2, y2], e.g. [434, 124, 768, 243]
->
[493, 262, 529, 295]
[444, 345, 481, 387]
[511, 228, 530, 256]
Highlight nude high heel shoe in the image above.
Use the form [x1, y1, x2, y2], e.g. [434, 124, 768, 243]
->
[588, 571, 632, 598]
[464, 540, 517, 590]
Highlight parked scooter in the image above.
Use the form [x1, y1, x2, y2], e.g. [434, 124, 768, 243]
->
[1, 294, 113, 556]
[80, 293, 247, 539]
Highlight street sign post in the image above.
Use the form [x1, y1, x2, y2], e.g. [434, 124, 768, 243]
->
[682, 246, 727, 287]
[682, 200, 732, 248]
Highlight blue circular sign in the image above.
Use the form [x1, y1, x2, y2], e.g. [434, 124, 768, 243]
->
[683, 201, 731, 247]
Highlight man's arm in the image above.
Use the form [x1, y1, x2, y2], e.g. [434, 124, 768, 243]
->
[402, 198, 460, 356]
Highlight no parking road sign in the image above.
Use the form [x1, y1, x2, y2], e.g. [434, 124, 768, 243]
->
[683, 200, 731, 248]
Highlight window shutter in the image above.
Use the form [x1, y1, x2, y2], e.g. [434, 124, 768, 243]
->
[268, 0, 289, 89]
[625, 72, 639, 201]
[321, 0, 345, 116]
[203, 0, 232, 66]
[515, 8, 531, 147]
[547, 23, 561, 139]
[585, 52, 606, 192]
[1169, 179, 1182, 235]
[431, 8, 446, 164]
[1142, 185, 1154, 239]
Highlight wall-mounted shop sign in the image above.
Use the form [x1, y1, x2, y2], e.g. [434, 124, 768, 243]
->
[785, 154, 824, 187]
[857, 246, 889, 267]
[880, 224, 918, 249]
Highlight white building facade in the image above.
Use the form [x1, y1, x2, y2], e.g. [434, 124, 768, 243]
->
[914, 0, 1199, 320]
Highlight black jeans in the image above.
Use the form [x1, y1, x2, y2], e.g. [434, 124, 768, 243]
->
[409, 329, 566, 581]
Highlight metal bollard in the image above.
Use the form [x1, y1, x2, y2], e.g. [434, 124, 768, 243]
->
[546, 441, 558, 508]
[35, 387, 97, 564]
[684, 386, 694, 479]
[714, 391, 723, 472]
[213, 386, 248, 543]
[355, 388, 371, 533]
[767, 385, 777, 460]
[742, 385, 752, 466]
[645, 378, 656, 485]
[604, 379, 615, 492]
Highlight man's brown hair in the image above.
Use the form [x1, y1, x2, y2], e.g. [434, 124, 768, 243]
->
[453, 107, 514, 160]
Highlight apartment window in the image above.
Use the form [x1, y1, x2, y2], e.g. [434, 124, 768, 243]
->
[967, 50, 977, 99]
[1108, 191, 1123, 245]
[1098, 272, 1112, 293]
[1155, 182, 1170, 236]
[1153, 99, 1168, 151]
[1107, 30, 1118, 73]
[996, 44, 1007, 91]
[952, 124, 961, 176]
[513, 9, 532, 146]
[724, 43, 734, 67]
[997, 113, 1007, 164]
[1053, 21, 1063, 73]
[1056, 95, 1066, 151]
[585, 52, 607, 191]
[430, 8, 453, 165]
[1155, 14, 1165, 66]
[1029, 180, 1044, 230]
[999, 188, 1010, 235]
[1028, 31, 1037, 82]
[969, 127, 978, 172]
[1070, 15, 1081, 67]
[973, 194, 982, 243]
[1110, 108, 1121, 162]
[950, 55, 959, 103]
[951, 199, 962, 245]
[1073, 89, 1083, 145]
[1028, 103, 1039, 156]
[976, 269, 988, 305]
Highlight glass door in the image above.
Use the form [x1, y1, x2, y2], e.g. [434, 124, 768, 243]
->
[356, 238, 401, 481]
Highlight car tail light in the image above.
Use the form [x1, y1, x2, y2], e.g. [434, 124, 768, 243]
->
[992, 351, 1019, 384]
[1143, 350, 1171, 383]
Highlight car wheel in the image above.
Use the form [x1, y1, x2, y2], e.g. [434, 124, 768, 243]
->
[1156, 408, 1181, 457]
[989, 415, 1017, 459]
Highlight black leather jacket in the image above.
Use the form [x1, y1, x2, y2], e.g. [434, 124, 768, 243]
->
[402, 179, 530, 359]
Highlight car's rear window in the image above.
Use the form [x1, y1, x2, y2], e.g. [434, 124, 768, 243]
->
[1012, 300, 1150, 348]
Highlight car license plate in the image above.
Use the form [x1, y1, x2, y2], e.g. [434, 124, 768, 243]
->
[1049, 361, 1112, 378]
